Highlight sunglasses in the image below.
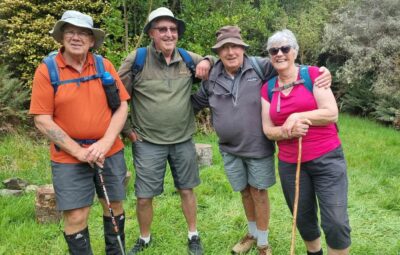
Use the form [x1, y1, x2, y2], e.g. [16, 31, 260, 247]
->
[268, 45, 291, 56]
[152, 26, 178, 34]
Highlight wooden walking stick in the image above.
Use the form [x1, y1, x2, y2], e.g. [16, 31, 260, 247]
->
[290, 136, 302, 255]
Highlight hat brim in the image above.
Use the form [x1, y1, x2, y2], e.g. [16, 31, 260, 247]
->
[212, 38, 249, 53]
[143, 16, 185, 37]
[50, 20, 105, 49]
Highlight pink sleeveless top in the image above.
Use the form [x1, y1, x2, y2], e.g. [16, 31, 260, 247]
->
[261, 66, 340, 163]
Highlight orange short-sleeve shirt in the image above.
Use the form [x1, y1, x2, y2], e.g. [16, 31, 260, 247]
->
[30, 51, 130, 163]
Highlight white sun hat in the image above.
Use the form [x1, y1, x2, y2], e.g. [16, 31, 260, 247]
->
[50, 10, 105, 49]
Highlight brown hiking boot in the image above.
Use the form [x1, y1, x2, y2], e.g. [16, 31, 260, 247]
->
[257, 245, 272, 255]
[231, 234, 256, 254]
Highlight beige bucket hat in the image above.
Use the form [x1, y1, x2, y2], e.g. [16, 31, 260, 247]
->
[50, 10, 105, 49]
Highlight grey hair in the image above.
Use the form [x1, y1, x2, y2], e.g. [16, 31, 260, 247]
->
[266, 29, 299, 55]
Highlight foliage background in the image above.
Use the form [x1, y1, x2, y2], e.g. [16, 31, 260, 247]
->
[0, 0, 399, 130]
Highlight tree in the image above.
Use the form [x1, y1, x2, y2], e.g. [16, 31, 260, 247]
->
[322, 0, 400, 128]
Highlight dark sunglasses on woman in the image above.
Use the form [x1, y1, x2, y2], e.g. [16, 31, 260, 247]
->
[268, 45, 291, 56]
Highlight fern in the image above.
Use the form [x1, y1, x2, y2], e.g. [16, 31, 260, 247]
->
[0, 65, 29, 133]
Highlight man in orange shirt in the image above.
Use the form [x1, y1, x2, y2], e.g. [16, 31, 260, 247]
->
[29, 10, 129, 255]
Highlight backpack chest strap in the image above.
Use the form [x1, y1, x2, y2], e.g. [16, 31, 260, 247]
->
[271, 79, 305, 92]
[53, 73, 103, 87]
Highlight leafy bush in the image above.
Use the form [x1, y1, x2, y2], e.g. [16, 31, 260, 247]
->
[0, 65, 29, 133]
[0, 0, 108, 87]
[322, 0, 400, 128]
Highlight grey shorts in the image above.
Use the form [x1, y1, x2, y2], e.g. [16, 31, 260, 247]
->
[132, 138, 200, 198]
[279, 146, 351, 250]
[51, 150, 127, 211]
[220, 150, 276, 192]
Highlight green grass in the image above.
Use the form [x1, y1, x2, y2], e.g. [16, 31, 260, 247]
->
[0, 113, 399, 254]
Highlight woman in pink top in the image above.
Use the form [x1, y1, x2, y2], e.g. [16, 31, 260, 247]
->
[261, 29, 351, 255]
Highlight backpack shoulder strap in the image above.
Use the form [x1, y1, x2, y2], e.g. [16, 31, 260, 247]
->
[267, 76, 278, 102]
[299, 65, 313, 93]
[249, 56, 266, 83]
[93, 54, 105, 76]
[177, 48, 197, 82]
[131, 47, 147, 76]
[43, 51, 61, 92]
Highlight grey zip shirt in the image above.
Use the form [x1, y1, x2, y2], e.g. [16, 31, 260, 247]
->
[191, 55, 276, 158]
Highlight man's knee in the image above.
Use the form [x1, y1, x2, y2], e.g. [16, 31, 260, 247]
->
[249, 186, 268, 203]
[63, 207, 90, 229]
[100, 200, 124, 216]
[136, 197, 153, 208]
[179, 188, 194, 198]
[240, 185, 251, 198]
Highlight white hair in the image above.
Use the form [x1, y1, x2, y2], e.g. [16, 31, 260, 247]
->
[266, 29, 299, 56]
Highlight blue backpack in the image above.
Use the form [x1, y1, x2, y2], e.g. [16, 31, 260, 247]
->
[131, 47, 199, 82]
[42, 52, 108, 149]
[266, 65, 313, 101]
[248, 58, 312, 100]
[43, 51, 105, 93]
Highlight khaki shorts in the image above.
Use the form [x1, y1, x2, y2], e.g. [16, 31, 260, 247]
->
[132, 138, 200, 198]
[51, 150, 127, 211]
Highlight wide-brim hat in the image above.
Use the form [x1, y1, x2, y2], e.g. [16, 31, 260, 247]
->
[143, 7, 185, 36]
[212, 26, 249, 53]
[50, 10, 105, 49]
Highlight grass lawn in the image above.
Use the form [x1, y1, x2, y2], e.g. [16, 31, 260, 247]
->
[0, 113, 399, 254]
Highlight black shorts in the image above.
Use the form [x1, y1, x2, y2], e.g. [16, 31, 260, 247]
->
[279, 146, 351, 249]
[51, 150, 127, 211]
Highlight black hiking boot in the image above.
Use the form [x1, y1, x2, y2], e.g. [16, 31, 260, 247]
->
[127, 237, 151, 255]
[104, 213, 125, 255]
[64, 227, 93, 255]
[188, 235, 203, 255]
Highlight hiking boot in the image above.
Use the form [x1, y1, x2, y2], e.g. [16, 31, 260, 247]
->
[127, 237, 151, 255]
[257, 245, 272, 255]
[188, 235, 203, 255]
[231, 234, 256, 254]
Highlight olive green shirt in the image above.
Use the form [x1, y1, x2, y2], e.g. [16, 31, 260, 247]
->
[118, 43, 204, 144]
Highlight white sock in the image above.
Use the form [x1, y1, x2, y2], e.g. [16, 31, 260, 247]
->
[140, 234, 151, 244]
[248, 221, 257, 238]
[188, 230, 199, 239]
[256, 229, 269, 247]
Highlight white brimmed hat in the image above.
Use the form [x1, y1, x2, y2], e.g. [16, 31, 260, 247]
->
[143, 7, 185, 36]
[50, 10, 105, 49]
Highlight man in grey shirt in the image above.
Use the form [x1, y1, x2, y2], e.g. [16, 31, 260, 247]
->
[191, 25, 331, 255]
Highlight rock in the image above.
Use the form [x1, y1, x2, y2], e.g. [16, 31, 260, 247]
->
[195, 143, 213, 167]
[2, 177, 29, 190]
[35, 184, 62, 224]
[0, 189, 23, 197]
[25, 185, 39, 193]
[124, 171, 131, 188]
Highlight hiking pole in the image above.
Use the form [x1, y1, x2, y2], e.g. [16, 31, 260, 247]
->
[95, 164, 126, 255]
[290, 137, 302, 255]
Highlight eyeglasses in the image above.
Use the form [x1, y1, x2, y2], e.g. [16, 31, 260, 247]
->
[152, 26, 178, 34]
[64, 30, 93, 39]
[268, 45, 291, 56]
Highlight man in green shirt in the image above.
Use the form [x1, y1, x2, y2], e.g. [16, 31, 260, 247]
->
[118, 7, 210, 255]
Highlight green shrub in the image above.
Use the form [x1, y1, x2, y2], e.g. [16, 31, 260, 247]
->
[0, 65, 29, 133]
[0, 0, 109, 87]
[322, 0, 400, 127]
